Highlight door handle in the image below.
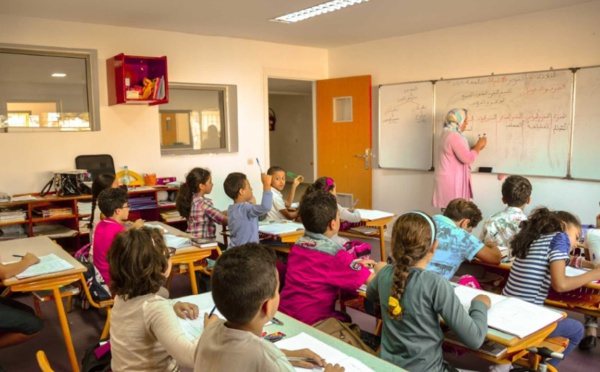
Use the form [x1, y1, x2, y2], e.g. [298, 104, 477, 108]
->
[355, 149, 371, 170]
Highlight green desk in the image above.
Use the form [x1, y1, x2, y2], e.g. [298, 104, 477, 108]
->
[177, 292, 406, 371]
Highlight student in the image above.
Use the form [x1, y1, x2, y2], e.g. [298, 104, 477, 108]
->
[426, 198, 502, 279]
[223, 172, 272, 247]
[0, 254, 44, 352]
[367, 211, 489, 372]
[265, 166, 302, 221]
[91, 188, 143, 290]
[583, 228, 600, 349]
[502, 208, 600, 365]
[176, 167, 227, 239]
[89, 173, 117, 245]
[195, 243, 343, 372]
[108, 227, 203, 371]
[279, 190, 382, 325]
[480, 175, 532, 247]
[300, 177, 361, 246]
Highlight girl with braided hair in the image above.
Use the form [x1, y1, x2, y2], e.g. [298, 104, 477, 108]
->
[367, 211, 490, 372]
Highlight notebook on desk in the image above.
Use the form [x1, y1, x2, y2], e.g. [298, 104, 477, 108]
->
[454, 285, 563, 339]
[354, 209, 394, 221]
[15, 253, 74, 279]
[259, 222, 304, 235]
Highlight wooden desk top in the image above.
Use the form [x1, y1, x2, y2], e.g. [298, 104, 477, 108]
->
[1, 236, 86, 286]
[150, 222, 218, 255]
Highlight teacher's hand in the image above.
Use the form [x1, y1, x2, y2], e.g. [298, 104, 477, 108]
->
[473, 136, 487, 152]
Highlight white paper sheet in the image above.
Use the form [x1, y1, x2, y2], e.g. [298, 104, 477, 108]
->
[164, 234, 191, 249]
[259, 222, 304, 235]
[275, 332, 374, 372]
[354, 209, 394, 221]
[15, 253, 74, 279]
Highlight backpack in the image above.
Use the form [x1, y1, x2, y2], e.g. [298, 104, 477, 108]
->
[81, 340, 111, 372]
[344, 241, 372, 260]
[75, 244, 112, 304]
[312, 317, 375, 355]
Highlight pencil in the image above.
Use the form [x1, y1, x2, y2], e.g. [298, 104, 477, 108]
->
[208, 306, 216, 317]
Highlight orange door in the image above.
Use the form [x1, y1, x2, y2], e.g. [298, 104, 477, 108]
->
[160, 113, 177, 146]
[317, 75, 372, 209]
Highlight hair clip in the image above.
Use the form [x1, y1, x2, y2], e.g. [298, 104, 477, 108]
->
[324, 177, 334, 192]
[388, 296, 402, 316]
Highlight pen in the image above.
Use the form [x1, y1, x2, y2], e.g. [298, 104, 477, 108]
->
[12, 254, 24, 258]
[271, 317, 283, 325]
[351, 199, 359, 208]
[255, 157, 263, 173]
[208, 306, 216, 317]
[287, 357, 323, 367]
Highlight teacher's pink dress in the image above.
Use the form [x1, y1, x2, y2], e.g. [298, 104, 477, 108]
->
[432, 131, 478, 208]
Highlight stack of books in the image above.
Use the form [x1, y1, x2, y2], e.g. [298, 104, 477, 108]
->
[0, 209, 27, 222]
[79, 216, 91, 234]
[77, 201, 92, 216]
[0, 225, 27, 241]
[160, 209, 184, 222]
[33, 207, 73, 218]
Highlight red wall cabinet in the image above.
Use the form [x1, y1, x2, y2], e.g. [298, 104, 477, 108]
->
[106, 53, 169, 105]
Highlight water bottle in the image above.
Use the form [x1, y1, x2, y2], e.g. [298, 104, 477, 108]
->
[123, 165, 130, 188]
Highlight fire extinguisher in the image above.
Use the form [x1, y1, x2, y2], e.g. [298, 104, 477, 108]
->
[269, 108, 276, 131]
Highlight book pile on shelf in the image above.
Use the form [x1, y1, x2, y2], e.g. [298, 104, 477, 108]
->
[77, 201, 92, 216]
[33, 224, 78, 238]
[129, 197, 156, 211]
[158, 200, 176, 208]
[0, 209, 27, 223]
[160, 209, 184, 222]
[33, 206, 73, 218]
[79, 216, 91, 234]
[0, 225, 27, 241]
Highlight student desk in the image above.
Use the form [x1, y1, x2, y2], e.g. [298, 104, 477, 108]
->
[221, 222, 305, 254]
[1, 236, 87, 372]
[155, 222, 221, 295]
[339, 215, 395, 260]
[467, 260, 600, 318]
[178, 292, 407, 371]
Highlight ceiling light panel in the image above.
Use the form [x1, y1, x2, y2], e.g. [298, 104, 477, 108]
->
[271, 0, 370, 24]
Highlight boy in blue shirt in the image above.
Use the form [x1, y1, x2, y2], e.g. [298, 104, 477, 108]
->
[224, 172, 272, 247]
[426, 198, 502, 279]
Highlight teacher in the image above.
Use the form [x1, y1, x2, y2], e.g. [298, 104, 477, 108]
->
[432, 108, 486, 209]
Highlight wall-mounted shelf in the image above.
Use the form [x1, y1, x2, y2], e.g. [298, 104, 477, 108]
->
[106, 53, 169, 106]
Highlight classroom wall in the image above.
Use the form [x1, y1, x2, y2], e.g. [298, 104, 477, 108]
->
[0, 15, 328, 209]
[328, 1, 600, 235]
[268, 93, 315, 183]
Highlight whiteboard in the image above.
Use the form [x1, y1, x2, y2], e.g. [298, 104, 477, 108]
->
[378, 81, 434, 170]
[571, 66, 600, 180]
[434, 70, 573, 177]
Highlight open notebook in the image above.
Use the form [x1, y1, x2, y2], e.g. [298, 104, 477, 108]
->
[275, 332, 373, 372]
[15, 253, 74, 279]
[454, 285, 563, 339]
[259, 222, 304, 235]
[354, 209, 394, 221]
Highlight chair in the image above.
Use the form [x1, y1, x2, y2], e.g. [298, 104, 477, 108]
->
[512, 336, 568, 372]
[36, 350, 54, 372]
[32, 284, 80, 318]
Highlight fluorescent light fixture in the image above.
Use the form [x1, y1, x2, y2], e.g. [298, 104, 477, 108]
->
[51, 73, 67, 78]
[271, 0, 370, 24]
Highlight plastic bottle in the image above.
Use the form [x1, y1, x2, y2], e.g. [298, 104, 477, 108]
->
[123, 165, 130, 188]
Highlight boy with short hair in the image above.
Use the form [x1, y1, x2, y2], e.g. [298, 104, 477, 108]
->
[480, 175, 532, 247]
[195, 243, 342, 372]
[265, 166, 301, 221]
[279, 190, 383, 325]
[223, 172, 273, 247]
[426, 198, 502, 280]
[91, 187, 143, 288]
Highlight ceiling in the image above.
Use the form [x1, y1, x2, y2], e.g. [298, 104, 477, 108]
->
[1, 0, 593, 48]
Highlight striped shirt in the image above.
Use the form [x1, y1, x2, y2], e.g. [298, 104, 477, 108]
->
[502, 232, 570, 305]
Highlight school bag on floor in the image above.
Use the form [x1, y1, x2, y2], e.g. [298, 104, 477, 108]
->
[312, 317, 375, 355]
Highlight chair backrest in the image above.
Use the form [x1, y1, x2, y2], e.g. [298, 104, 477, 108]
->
[36, 350, 54, 372]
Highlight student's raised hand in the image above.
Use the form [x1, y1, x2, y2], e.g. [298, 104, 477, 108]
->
[324, 363, 345, 372]
[203, 312, 219, 328]
[282, 348, 326, 369]
[473, 294, 491, 309]
[173, 301, 199, 319]
[292, 175, 304, 187]
[261, 173, 272, 189]
[22, 253, 40, 266]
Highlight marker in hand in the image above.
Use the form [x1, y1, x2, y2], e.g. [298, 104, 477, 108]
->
[255, 158, 264, 173]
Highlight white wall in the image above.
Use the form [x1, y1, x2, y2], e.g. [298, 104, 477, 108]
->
[268, 93, 315, 183]
[0, 15, 327, 209]
[329, 1, 600, 234]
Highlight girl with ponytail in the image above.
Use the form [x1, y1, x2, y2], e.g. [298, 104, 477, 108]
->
[176, 168, 227, 239]
[366, 211, 490, 372]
